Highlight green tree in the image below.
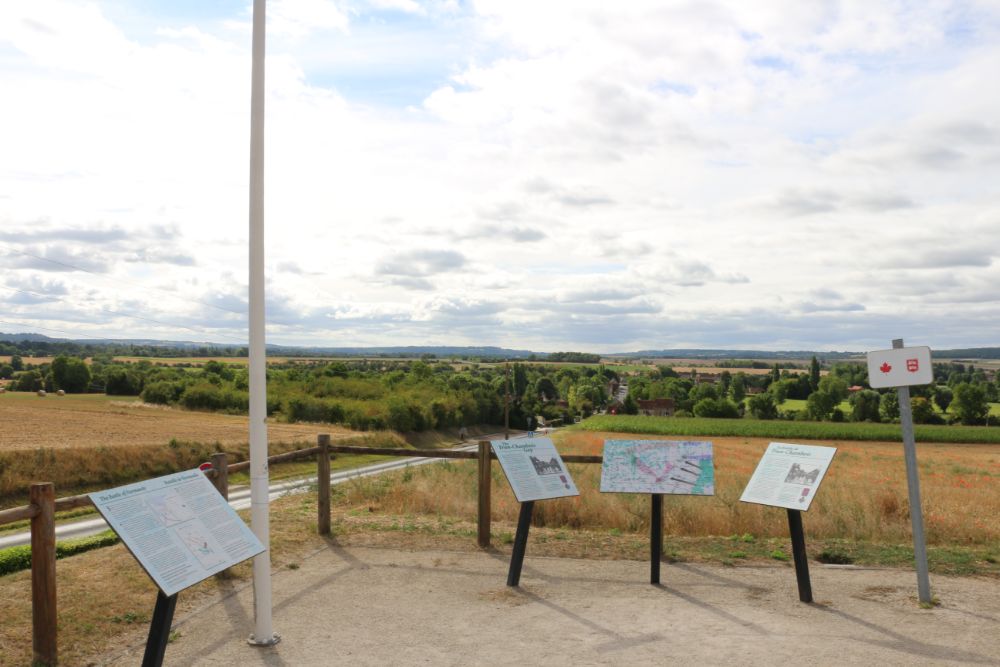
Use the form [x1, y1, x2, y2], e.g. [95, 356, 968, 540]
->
[806, 391, 838, 421]
[848, 389, 881, 422]
[693, 397, 740, 419]
[953, 383, 989, 425]
[880, 391, 900, 421]
[809, 356, 820, 391]
[910, 397, 937, 424]
[719, 371, 732, 396]
[817, 375, 849, 404]
[933, 385, 953, 413]
[622, 393, 639, 415]
[747, 393, 778, 420]
[12, 370, 43, 392]
[10, 354, 23, 371]
[50, 355, 91, 393]
[730, 373, 747, 403]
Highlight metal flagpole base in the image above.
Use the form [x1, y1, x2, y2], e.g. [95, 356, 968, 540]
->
[248, 633, 281, 647]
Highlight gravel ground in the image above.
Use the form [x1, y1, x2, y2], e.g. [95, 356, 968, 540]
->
[99, 544, 1000, 666]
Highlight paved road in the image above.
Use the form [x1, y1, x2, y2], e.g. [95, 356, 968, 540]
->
[0, 429, 541, 550]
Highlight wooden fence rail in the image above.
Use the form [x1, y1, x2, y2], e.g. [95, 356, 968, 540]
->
[0, 434, 603, 665]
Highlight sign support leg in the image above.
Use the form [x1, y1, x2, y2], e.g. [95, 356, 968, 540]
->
[142, 591, 178, 667]
[650, 494, 662, 584]
[894, 339, 932, 604]
[786, 509, 812, 603]
[507, 501, 534, 587]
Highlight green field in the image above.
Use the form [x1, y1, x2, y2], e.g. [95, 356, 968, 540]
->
[576, 414, 1000, 443]
[778, 398, 1000, 418]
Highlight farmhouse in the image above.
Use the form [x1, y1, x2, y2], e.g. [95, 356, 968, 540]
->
[637, 398, 675, 417]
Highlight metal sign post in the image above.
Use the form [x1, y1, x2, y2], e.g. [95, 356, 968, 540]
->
[867, 339, 932, 604]
[650, 494, 663, 584]
[786, 509, 813, 603]
[141, 591, 178, 667]
[506, 501, 535, 587]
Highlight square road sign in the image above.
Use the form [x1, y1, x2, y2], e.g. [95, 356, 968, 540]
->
[866, 346, 933, 389]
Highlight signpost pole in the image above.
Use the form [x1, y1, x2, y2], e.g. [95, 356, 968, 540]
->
[893, 338, 932, 604]
[785, 509, 812, 603]
[141, 591, 178, 667]
[507, 501, 534, 587]
[650, 494, 662, 584]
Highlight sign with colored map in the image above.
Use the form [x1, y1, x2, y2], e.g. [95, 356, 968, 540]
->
[600, 440, 715, 495]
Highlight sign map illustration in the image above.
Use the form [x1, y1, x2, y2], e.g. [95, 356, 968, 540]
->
[600, 440, 715, 495]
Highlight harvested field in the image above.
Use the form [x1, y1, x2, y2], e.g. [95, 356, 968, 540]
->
[0, 392, 349, 451]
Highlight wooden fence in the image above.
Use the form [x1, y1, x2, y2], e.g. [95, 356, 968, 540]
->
[0, 434, 603, 665]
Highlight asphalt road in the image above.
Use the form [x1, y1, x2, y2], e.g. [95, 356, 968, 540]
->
[0, 429, 538, 550]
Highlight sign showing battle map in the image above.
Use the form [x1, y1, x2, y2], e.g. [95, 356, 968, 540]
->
[90, 469, 265, 596]
[600, 440, 715, 495]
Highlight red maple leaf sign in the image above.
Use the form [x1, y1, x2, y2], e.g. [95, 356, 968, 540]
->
[879, 362, 892, 373]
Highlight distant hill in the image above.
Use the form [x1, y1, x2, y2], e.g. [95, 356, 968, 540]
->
[620, 349, 861, 360]
[934, 348, 1000, 359]
[1, 331, 998, 361]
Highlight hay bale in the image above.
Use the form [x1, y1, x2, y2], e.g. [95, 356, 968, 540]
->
[37, 390, 47, 397]
[56, 389, 66, 396]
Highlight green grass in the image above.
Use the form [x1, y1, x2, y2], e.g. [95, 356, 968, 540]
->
[0, 529, 119, 576]
[575, 414, 1000, 443]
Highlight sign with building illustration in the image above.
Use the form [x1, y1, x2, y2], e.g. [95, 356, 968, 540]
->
[491, 438, 579, 502]
[740, 442, 836, 511]
[90, 469, 264, 596]
[600, 440, 714, 494]
[866, 345, 933, 388]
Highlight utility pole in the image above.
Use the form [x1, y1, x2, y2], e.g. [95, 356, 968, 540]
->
[504, 361, 510, 440]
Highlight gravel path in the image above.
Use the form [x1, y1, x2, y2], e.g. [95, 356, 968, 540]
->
[100, 544, 1000, 666]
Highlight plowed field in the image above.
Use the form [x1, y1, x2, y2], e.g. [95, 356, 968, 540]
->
[0, 392, 347, 450]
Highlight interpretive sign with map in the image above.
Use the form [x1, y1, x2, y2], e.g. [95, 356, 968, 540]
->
[90, 469, 265, 596]
[492, 438, 579, 502]
[600, 440, 715, 495]
[740, 442, 836, 511]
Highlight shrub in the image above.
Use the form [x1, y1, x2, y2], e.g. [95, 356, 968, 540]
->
[141, 380, 184, 405]
[692, 397, 740, 419]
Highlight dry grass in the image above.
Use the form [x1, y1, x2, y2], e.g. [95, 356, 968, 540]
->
[345, 431, 1000, 546]
[0, 392, 350, 451]
[2, 439, 1000, 665]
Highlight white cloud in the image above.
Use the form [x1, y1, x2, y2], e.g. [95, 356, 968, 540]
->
[0, 1, 998, 350]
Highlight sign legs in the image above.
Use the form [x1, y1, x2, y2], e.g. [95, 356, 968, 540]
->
[142, 591, 178, 667]
[650, 494, 663, 584]
[786, 509, 812, 603]
[507, 501, 535, 587]
[894, 337, 933, 604]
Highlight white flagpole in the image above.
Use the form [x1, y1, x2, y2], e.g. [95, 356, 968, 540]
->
[247, 0, 277, 647]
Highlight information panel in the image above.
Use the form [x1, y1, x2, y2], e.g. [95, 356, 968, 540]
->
[600, 440, 714, 495]
[90, 469, 265, 596]
[739, 442, 836, 511]
[491, 438, 579, 502]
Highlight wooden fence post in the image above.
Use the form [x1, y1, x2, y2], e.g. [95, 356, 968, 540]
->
[318, 434, 331, 535]
[477, 441, 492, 548]
[30, 482, 57, 667]
[211, 452, 229, 500]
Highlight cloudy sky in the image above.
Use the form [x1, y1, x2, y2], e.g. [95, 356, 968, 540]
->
[1, 1, 998, 352]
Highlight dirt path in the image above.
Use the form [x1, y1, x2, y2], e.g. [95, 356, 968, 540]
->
[100, 545, 1000, 666]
